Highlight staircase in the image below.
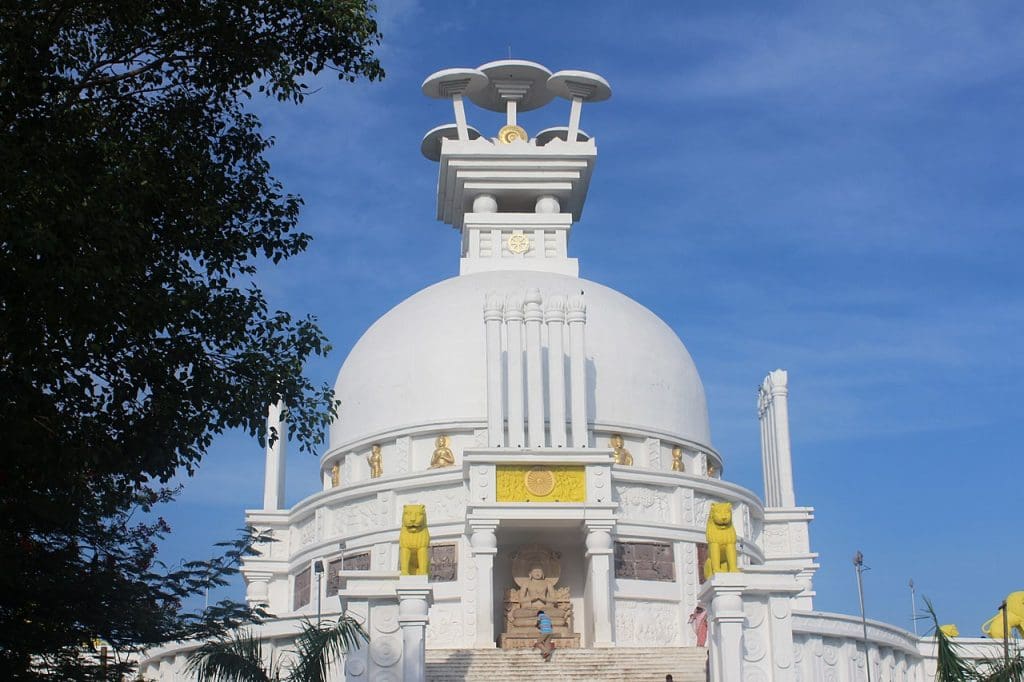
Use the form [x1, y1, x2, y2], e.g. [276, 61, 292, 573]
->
[426, 647, 708, 681]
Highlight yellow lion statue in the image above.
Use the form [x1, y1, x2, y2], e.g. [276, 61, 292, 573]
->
[399, 504, 430, 576]
[982, 591, 1024, 640]
[704, 501, 739, 578]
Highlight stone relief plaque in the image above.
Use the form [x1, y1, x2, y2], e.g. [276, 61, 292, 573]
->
[614, 541, 675, 582]
[344, 551, 371, 571]
[293, 566, 311, 610]
[326, 557, 344, 597]
[428, 543, 458, 582]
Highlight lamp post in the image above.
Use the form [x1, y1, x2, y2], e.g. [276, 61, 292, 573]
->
[313, 559, 325, 626]
[1000, 599, 1009, 670]
[854, 551, 872, 682]
[909, 579, 918, 636]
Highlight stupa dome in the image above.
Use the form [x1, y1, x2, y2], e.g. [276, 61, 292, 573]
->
[328, 269, 711, 453]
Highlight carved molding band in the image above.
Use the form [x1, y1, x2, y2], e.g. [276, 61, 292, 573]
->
[495, 464, 585, 502]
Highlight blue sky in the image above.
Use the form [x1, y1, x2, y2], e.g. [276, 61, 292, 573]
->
[160, 1, 1024, 637]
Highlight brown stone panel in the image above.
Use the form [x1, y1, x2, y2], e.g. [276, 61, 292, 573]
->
[429, 543, 458, 582]
[343, 552, 371, 571]
[697, 542, 709, 584]
[293, 567, 311, 610]
[613, 541, 675, 582]
[326, 557, 345, 597]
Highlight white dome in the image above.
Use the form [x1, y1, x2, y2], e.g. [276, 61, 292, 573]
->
[328, 270, 711, 452]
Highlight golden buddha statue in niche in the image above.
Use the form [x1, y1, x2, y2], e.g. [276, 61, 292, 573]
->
[671, 446, 684, 472]
[368, 444, 383, 478]
[610, 434, 633, 466]
[430, 435, 455, 468]
[707, 461, 718, 478]
[330, 462, 341, 488]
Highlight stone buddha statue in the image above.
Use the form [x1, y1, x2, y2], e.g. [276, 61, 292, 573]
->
[430, 435, 455, 468]
[500, 544, 579, 649]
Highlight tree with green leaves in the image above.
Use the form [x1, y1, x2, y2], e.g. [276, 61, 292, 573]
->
[0, 1, 384, 677]
[186, 616, 368, 682]
[925, 598, 1024, 682]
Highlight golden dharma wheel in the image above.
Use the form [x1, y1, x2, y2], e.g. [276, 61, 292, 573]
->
[497, 124, 528, 144]
[524, 466, 556, 497]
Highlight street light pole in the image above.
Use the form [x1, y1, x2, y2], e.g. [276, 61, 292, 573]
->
[854, 551, 872, 682]
[313, 559, 325, 627]
[1001, 600, 1009, 670]
[909, 579, 918, 636]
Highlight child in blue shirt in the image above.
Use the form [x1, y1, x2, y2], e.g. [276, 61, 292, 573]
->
[535, 610, 554, 660]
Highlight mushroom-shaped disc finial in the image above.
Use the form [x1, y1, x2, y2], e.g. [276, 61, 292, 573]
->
[421, 123, 482, 161]
[421, 68, 489, 99]
[469, 60, 554, 132]
[547, 70, 611, 144]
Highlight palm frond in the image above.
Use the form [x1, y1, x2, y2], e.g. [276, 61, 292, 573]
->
[924, 597, 978, 682]
[977, 650, 1024, 682]
[185, 629, 276, 682]
[286, 616, 368, 682]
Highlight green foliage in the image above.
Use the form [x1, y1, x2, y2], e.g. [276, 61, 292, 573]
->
[0, 0, 383, 677]
[926, 598, 1024, 682]
[186, 617, 368, 682]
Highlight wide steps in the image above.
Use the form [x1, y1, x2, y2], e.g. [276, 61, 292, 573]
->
[426, 647, 708, 681]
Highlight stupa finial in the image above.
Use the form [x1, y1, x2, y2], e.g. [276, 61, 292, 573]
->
[420, 60, 611, 277]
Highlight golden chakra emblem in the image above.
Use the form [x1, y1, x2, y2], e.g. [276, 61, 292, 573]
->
[507, 232, 530, 254]
[524, 466, 556, 497]
[497, 124, 528, 144]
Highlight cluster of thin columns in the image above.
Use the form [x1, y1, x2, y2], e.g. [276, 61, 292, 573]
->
[758, 369, 796, 508]
[484, 289, 587, 448]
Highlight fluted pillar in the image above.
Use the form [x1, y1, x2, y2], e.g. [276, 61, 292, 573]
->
[769, 371, 796, 507]
[470, 523, 498, 648]
[705, 581, 745, 682]
[263, 401, 286, 510]
[524, 289, 545, 448]
[545, 295, 567, 447]
[505, 295, 525, 447]
[567, 296, 588, 447]
[397, 576, 433, 682]
[585, 523, 615, 647]
[484, 294, 505, 447]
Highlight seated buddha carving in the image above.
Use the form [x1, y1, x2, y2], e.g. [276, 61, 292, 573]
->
[430, 435, 455, 468]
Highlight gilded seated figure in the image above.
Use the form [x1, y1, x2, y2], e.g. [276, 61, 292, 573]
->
[610, 434, 633, 466]
[429, 435, 455, 468]
[500, 544, 579, 649]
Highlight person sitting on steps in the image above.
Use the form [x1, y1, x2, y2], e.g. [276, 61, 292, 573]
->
[534, 610, 554, 661]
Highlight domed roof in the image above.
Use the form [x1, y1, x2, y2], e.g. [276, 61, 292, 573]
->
[328, 270, 711, 452]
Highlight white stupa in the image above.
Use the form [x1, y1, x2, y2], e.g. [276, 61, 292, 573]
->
[140, 60, 1003, 682]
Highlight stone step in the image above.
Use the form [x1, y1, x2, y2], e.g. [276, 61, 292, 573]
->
[426, 647, 708, 682]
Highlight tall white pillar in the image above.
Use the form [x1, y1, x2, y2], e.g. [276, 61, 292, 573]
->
[470, 523, 498, 648]
[545, 295, 567, 447]
[759, 370, 797, 508]
[768, 370, 796, 507]
[524, 288, 545, 448]
[484, 294, 505, 447]
[567, 295, 588, 447]
[262, 401, 286, 510]
[704, 581, 745, 682]
[505, 295, 525, 447]
[585, 523, 615, 647]
[397, 575, 433, 682]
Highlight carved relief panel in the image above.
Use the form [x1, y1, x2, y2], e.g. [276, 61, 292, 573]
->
[614, 542, 675, 582]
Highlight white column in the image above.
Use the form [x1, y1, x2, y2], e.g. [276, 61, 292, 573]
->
[585, 523, 615, 647]
[524, 288, 545, 448]
[470, 523, 498, 648]
[263, 401, 286, 510]
[545, 295, 567, 447]
[505, 295, 525, 447]
[567, 295, 588, 447]
[452, 93, 469, 140]
[705, 582, 745, 682]
[484, 294, 505, 447]
[397, 575, 433, 682]
[567, 96, 583, 142]
[768, 369, 797, 507]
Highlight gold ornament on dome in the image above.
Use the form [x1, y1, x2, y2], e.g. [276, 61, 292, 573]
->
[507, 232, 531, 254]
[498, 124, 528, 144]
[524, 466, 556, 497]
